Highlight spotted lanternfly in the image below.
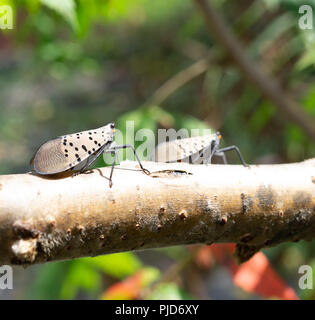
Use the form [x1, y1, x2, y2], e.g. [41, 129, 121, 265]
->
[152, 132, 248, 166]
[31, 123, 150, 187]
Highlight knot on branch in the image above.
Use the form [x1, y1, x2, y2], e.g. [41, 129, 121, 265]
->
[11, 239, 38, 264]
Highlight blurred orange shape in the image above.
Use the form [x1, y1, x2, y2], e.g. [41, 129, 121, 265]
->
[101, 267, 159, 300]
[102, 271, 143, 300]
[232, 251, 298, 300]
[207, 244, 298, 300]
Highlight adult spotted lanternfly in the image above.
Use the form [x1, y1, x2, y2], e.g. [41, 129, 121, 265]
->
[31, 123, 150, 187]
[153, 132, 248, 166]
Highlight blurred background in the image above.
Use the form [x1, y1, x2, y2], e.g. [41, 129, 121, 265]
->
[0, 0, 315, 299]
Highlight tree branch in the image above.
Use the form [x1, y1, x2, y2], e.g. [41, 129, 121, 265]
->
[194, 0, 315, 140]
[0, 159, 315, 266]
[148, 57, 211, 106]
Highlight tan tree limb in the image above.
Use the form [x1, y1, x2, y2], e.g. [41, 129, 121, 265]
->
[147, 57, 211, 107]
[194, 0, 315, 140]
[0, 159, 315, 266]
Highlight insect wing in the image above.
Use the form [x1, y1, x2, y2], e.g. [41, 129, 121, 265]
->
[33, 125, 114, 174]
[153, 134, 216, 162]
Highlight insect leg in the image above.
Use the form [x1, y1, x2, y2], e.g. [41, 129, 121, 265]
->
[108, 151, 117, 188]
[78, 142, 111, 174]
[215, 151, 228, 164]
[111, 144, 151, 175]
[215, 145, 249, 167]
[108, 150, 121, 165]
[115, 150, 121, 165]
[205, 140, 220, 164]
[107, 142, 120, 165]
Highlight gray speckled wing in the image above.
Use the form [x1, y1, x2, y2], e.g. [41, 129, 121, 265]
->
[153, 134, 216, 162]
[32, 124, 115, 174]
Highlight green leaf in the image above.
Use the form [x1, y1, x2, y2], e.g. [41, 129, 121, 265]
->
[27, 261, 70, 300]
[262, 0, 282, 10]
[117, 108, 157, 133]
[147, 105, 175, 128]
[248, 101, 276, 135]
[157, 246, 188, 260]
[103, 0, 190, 25]
[296, 42, 315, 70]
[302, 84, 315, 116]
[148, 282, 192, 300]
[140, 267, 161, 287]
[249, 12, 294, 57]
[285, 125, 308, 161]
[40, 0, 78, 30]
[82, 252, 142, 279]
[175, 114, 213, 134]
[114, 107, 158, 161]
[60, 261, 101, 299]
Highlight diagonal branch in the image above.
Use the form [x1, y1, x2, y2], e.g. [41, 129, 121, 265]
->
[194, 0, 315, 140]
[0, 159, 314, 266]
[148, 57, 211, 106]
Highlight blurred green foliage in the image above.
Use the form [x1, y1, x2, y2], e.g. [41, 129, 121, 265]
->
[0, 0, 315, 299]
[28, 253, 142, 299]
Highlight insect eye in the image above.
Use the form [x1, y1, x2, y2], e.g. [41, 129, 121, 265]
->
[110, 123, 115, 129]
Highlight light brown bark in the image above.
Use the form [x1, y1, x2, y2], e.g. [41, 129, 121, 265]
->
[0, 159, 314, 266]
